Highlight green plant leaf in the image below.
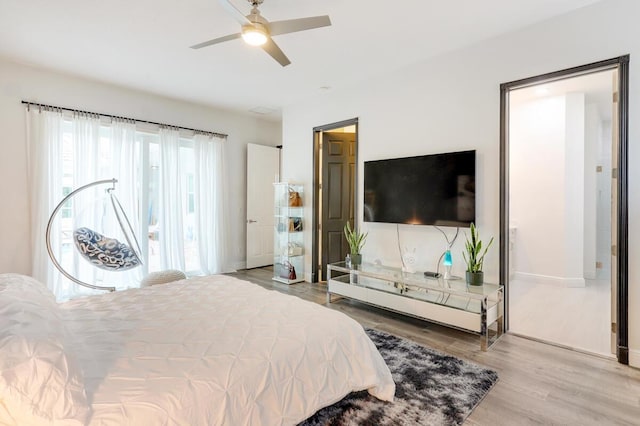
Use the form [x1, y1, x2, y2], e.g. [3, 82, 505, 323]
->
[462, 222, 493, 273]
[344, 222, 367, 254]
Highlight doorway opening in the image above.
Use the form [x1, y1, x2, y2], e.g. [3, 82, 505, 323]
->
[311, 118, 358, 282]
[500, 55, 629, 363]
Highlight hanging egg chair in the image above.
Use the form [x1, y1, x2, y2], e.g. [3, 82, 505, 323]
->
[46, 178, 143, 292]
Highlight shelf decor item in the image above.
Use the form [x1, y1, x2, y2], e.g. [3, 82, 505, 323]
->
[275, 261, 296, 280]
[462, 223, 493, 286]
[344, 222, 367, 266]
[288, 217, 303, 232]
[443, 249, 453, 279]
[436, 226, 460, 280]
[401, 247, 417, 273]
[288, 187, 302, 207]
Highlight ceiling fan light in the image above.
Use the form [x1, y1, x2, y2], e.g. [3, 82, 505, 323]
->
[242, 25, 268, 46]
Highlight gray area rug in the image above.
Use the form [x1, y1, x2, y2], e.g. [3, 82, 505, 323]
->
[299, 328, 498, 426]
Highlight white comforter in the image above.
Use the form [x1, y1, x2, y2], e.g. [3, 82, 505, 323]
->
[61, 275, 395, 425]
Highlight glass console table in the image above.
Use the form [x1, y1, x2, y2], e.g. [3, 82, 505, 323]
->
[327, 261, 504, 351]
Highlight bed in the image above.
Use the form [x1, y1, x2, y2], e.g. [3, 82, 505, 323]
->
[0, 273, 395, 425]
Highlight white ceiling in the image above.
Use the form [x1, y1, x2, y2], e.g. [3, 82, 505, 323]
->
[0, 0, 602, 121]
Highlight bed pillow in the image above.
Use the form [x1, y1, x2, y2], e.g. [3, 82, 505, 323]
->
[0, 274, 89, 425]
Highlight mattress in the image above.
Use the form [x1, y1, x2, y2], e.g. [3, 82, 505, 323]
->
[57, 275, 395, 425]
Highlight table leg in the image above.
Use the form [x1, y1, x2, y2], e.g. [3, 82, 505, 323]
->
[481, 297, 488, 351]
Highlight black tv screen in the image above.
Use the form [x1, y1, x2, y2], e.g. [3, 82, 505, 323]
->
[363, 150, 475, 226]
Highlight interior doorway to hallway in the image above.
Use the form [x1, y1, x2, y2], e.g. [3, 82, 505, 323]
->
[500, 55, 629, 363]
[311, 118, 358, 282]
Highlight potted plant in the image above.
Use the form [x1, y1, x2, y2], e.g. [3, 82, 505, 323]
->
[344, 222, 367, 267]
[462, 222, 493, 286]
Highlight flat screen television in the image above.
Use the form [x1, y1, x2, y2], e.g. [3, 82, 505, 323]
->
[363, 150, 475, 227]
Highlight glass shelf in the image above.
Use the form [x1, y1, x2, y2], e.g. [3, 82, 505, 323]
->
[273, 183, 304, 284]
[328, 261, 501, 300]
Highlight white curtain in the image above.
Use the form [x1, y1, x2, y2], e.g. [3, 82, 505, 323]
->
[27, 106, 230, 299]
[27, 108, 142, 301]
[69, 113, 102, 293]
[109, 119, 143, 271]
[158, 127, 185, 271]
[26, 107, 63, 294]
[193, 133, 230, 274]
[98, 118, 143, 290]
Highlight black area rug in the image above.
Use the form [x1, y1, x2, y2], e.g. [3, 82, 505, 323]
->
[299, 328, 498, 426]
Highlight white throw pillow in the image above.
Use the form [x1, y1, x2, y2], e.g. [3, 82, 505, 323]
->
[0, 274, 90, 425]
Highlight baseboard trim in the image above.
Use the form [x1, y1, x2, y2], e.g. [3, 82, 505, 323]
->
[231, 261, 246, 271]
[508, 331, 616, 361]
[512, 271, 585, 288]
[628, 348, 640, 369]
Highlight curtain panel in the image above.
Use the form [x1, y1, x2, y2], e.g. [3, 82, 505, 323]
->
[193, 133, 228, 275]
[25, 108, 230, 301]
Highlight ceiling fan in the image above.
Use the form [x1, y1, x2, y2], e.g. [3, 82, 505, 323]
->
[191, 0, 331, 67]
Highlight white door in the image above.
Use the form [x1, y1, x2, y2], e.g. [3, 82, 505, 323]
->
[246, 144, 280, 269]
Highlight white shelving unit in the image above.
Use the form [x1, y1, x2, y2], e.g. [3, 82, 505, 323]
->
[273, 183, 305, 284]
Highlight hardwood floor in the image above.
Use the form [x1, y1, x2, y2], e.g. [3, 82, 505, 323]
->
[228, 268, 640, 425]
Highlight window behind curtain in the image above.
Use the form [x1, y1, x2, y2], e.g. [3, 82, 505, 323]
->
[60, 121, 202, 277]
[28, 107, 228, 301]
[146, 138, 200, 274]
[58, 121, 139, 282]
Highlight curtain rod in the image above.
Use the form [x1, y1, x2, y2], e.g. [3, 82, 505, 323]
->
[21, 101, 228, 139]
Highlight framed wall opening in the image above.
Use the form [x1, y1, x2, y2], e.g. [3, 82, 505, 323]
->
[311, 118, 359, 282]
[499, 55, 629, 363]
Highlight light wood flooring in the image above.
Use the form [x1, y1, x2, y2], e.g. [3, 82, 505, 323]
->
[229, 267, 640, 425]
[510, 277, 612, 357]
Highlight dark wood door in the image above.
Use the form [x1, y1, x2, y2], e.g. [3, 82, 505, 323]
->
[321, 132, 356, 280]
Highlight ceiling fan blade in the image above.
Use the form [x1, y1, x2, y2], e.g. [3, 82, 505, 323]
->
[218, 0, 251, 25]
[269, 16, 331, 36]
[261, 38, 291, 67]
[190, 33, 242, 49]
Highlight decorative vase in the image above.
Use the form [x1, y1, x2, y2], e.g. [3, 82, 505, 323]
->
[350, 253, 362, 266]
[466, 271, 484, 286]
[402, 248, 416, 273]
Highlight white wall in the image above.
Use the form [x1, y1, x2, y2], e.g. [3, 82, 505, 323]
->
[281, 0, 640, 367]
[0, 58, 281, 274]
[511, 93, 603, 286]
[564, 93, 586, 282]
[511, 92, 598, 287]
[510, 94, 576, 283]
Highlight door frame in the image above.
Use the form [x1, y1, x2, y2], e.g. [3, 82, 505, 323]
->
[499, 55, 630, 364]
[311, 118, 359, 282]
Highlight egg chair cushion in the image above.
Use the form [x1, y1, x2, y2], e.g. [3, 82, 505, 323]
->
[73, 227, 141, 271]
